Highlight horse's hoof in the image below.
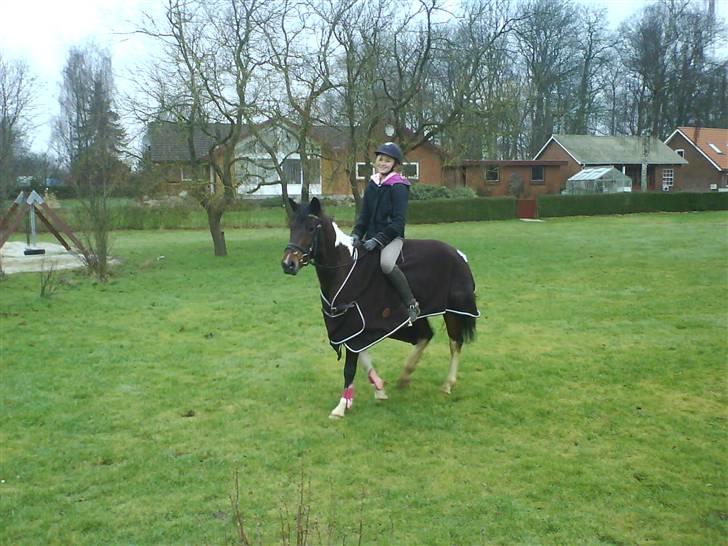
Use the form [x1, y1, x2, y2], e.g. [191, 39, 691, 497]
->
[329, 398, 348, 418]
[397, 378, 411, 389]
[440, 383, 453, 395]
[374, 388, 389, 400]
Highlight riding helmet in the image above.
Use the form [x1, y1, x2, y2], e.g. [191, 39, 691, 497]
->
[375, 142, 403, 164]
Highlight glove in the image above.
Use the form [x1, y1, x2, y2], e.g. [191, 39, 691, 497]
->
[351, 234, 361, 248]
[363, 238, 380, 251]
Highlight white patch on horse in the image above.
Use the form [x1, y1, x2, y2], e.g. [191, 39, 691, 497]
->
[457, 249, 469, 263]
[333, 221, 354, 256]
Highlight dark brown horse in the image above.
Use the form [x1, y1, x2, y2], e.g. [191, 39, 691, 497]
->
[281, 198, 478, 418]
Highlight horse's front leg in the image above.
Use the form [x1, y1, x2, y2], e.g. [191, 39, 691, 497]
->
[358, 350, 388, 400]
[330, 349, 358, 419]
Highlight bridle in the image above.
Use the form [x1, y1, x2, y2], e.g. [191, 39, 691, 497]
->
[284, 216, 322, 268]
[284, 215, 356, 270]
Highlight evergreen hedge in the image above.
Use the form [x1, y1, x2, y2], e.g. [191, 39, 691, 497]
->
[408, 196, 516, 223]
[537, 192, 728, 218]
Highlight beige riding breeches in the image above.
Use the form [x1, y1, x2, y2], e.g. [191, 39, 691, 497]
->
[380, 237, 403, 274]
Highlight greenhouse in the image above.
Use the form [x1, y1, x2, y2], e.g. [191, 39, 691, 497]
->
[564, 166, 632, 194]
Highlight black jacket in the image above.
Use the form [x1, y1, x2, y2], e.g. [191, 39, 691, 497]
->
[352, 179, 410, 246]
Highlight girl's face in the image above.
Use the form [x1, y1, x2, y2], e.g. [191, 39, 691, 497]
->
[374, 154, 396, 175]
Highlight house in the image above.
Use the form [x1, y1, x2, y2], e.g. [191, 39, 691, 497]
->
[533, 134, 687, 192]
[143, 122, 220, 195]
[443, 160, 568, 197]
[664, 127, 728, 192]
[146, 121, 447, 198]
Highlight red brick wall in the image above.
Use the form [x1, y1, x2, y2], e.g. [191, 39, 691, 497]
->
[666, 133, 723, 191]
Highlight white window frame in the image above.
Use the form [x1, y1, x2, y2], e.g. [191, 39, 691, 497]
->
[356, 161, 419, 180]
[662, 168, 674, 191]
[675, 148, 685, 158]
[356, 162, 373, 180]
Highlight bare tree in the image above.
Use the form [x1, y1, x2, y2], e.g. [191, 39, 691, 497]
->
[0, 55, 36, 211]
[135, 0, 270, 256]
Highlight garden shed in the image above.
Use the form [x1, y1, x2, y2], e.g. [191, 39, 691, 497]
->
[564, 167, 632, 194]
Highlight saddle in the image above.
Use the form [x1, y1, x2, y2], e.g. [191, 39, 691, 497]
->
[320, 239, 479, 354]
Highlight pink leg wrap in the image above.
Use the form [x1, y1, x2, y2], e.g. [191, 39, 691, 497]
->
[368, 369, 384, 390]
[343, 385, 354, 409]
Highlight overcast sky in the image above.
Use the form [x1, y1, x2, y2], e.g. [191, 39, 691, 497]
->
[1, 0, 726, 154]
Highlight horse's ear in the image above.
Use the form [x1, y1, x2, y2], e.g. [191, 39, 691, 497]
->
[288, 197, 298, 212]
[309, 197, 321, 216]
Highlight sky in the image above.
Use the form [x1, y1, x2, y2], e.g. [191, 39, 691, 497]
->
[1, 0, 726, 154]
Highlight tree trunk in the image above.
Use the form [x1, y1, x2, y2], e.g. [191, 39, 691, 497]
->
[206, 204, 227, 257]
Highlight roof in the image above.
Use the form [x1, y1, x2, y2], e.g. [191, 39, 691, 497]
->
[568, 167, 631, 181]
[145, 122, 231, 162]
[147, 120, 448, 163]
[535, 134, 688, 165]
[665, 127, 728, 172]
[457, 159, 568, 167]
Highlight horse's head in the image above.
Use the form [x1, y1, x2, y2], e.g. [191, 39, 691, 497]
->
[281, 197, 324, 275]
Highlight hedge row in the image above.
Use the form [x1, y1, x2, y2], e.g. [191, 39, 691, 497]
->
[537, 192, 728, 218]
[8, 193, 726, 235]
[408, 196, 516, 223]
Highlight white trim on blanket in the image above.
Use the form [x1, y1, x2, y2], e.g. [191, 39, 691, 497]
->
[341, 307, 481, 354]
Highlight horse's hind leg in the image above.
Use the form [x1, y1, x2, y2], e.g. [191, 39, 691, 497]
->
[397, 319, 434, 388]
[442, 313, 464, 394]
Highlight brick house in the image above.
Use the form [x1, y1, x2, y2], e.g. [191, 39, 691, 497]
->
[443, 160, 568, 197]
[146, 121, 447, 198]
[664, 127, 728, 191]
[533, 134, 687, 192]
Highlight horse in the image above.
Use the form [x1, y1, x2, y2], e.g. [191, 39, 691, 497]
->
[281, 197, 479, 419]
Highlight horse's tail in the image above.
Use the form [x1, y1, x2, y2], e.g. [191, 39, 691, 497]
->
[461, 313, 477, 343]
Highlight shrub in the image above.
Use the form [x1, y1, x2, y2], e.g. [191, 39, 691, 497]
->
[537, 192, 728, 218]
[409, 183, 476, 201]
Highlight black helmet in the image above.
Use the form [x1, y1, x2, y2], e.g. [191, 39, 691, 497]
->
[375, 142, 403, 164]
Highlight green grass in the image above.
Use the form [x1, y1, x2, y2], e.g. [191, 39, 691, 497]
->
[1, 212, 726, 545]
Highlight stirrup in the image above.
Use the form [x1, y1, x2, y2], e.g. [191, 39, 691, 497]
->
[407, 301, 420, 324]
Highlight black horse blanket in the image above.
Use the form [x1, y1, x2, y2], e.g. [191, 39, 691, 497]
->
[321, 239, 479, 354]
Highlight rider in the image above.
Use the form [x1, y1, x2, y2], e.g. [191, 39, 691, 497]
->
[351, 142, 420, 324]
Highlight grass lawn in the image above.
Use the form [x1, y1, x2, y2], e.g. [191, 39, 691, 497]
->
[1, 211, 726, 545]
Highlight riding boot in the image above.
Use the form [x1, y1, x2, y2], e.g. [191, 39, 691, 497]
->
[386, 265, 420, 324]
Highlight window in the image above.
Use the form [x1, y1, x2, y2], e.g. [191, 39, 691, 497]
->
[401, 162, 419, 180]
[356, 162, 372, 180]
[180, 166, 192, 181]
[662, 168, 674, 191]
[531, 166, 544, 183]
[676, 148, 685, 158]
[485, 166, 500, 183]
[356, 161, 418, 180]
[708, 143, 724, 154]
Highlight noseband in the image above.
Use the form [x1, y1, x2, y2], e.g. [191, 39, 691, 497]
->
[285, 218, 322, 267]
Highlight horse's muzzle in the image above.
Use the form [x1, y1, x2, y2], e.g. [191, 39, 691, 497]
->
[281, 252, 299, 275]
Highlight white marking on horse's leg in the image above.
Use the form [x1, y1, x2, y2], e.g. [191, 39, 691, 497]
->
[441, 339, 461, 395]
[374, 388, 389, 400]
[329, 398, 347, 419]
[398, 338, 429, 388]
[358, 350, 373, 373]
[329, 385, 354, 419]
